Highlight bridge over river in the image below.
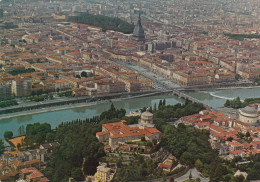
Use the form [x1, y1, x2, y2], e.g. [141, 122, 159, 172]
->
[172, 90, 217, 112]
[171, 89, 238, 118]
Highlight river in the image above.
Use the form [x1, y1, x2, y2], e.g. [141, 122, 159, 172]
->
[186, 87, 260, 108]
[0, 95, 183, 139]
[1, 87, 260, 139]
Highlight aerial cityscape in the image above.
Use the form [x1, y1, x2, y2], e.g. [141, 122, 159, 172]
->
[0, 0, 260, 181]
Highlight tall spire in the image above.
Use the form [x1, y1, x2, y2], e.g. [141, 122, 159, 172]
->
[137, 13, 142, 26]
[133, 13, 145, 42]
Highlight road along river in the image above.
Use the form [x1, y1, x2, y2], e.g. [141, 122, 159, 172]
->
[1, 87, 260, 139]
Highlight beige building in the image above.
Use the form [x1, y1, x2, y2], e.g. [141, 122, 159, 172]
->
[0, 82, 11, 98]
[238, 106, 259, 125]
[96, 110, 161, 150]
[94, 163, 112, 182]
[138, 108, 155, 129]
[54, 79, 69, 91]
[11, 77, 32, 97]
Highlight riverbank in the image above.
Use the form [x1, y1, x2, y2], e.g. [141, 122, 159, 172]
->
[0, 101, 106, 120]
[215, 85, 260, 90]
[0, 90, 167, 115]
[0, 94, 183, 139]
[0, 91, 171, 120]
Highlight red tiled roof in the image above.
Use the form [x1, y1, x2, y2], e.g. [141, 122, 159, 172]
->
[21, 167, 44, 180]
[39, 177, 50, 182]
[196, 122, 210, 127]
[101, 122, 161, 139]
[230, 150, 243, 154]
[228, 142, 242, 147]
[158, 163, 172, 169]
[13, 159, 23, 167]
[96, 131, 110, 136]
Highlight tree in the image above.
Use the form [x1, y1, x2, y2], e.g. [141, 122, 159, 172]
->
[195, 159, 203, 171]
[224, 100, 230, 107]
[227, 137, 233, 142]
[180, 152, 194, 166]
[25, 123, 51, 145]
[158, 100, 163, 108]
[71, 167, 84, 181]
[236, 132, 244, 139]
[233, 97, 242, 108]
[235, 74, 242, 80]
[110, 103, 116, 111]
[162, 99, 166, 106]
[246, 131, 250, 138]
[69, 13, 135, 34]
[46, 133, 55, 142]
[153, 102, 157, 111]
[44, 122, 105, 182]
[247, 162, 260, 180]
[0, 139, 5, 155]
[4, 131, 13, 140]
[81, 71, 87, 78]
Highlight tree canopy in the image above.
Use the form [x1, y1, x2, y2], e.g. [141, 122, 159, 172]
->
[100, 103, 126, 120]
[224, 96, 260, 108]
[4, 130, 13, 140]
[0, 139, 5, 155]
[69, 13, 135, 34]
[25, 123, 52, 146]
[8, 68, 35, 76]
[224, 33, 260, 41]
[43, 122, 105, 181]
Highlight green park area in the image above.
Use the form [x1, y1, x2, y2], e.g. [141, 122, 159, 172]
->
[69, 13, 135, 34]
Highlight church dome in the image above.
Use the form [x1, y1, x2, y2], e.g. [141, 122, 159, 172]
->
[239, 106, 258, 116]
[141, 109, 153, 117]
[238, 105, 259, 125]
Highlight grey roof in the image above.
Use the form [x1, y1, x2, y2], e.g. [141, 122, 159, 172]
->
[240, 106, 258, 115]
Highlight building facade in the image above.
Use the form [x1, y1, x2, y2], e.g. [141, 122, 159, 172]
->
[11, 78, 32, 97]
[238, 106, 259, 125]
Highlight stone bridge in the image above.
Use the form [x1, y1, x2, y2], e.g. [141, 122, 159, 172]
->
[172, 90, 216, 111]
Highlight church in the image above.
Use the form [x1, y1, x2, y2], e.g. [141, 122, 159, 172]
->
[238, 104, 260, 127]
[96, 109, 161, 150]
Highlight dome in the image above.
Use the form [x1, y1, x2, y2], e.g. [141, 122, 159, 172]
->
[240, 106, 258, 115]
[238, 105, 259, 125]
[139, 108, 154, 128]
[141, 109, 153, 117]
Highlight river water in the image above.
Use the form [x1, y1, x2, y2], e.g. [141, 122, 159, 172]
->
[186, 87, 260, 108]
[0, 95, 183, 139]
[1, 87, 260, 139]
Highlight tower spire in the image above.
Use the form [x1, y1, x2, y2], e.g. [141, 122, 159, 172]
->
[132, 13, 145, 42]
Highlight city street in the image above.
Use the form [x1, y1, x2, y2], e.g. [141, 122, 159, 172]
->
[113, 60, 181, 90]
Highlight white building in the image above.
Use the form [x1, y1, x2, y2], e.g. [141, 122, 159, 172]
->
[238, 105, 259, 125]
